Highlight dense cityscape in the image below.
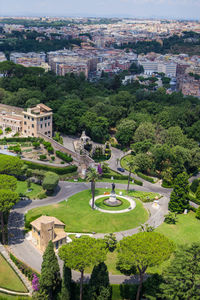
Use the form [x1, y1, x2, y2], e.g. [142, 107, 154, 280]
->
[0, 9, 200, 300]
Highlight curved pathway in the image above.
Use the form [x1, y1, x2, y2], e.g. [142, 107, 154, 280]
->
[7, 179, 171, 284]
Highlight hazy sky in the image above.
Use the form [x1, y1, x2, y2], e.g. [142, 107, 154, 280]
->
[0, 0, 199, 19]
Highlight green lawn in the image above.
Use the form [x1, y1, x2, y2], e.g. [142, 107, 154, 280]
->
[16, 181, 44, 199]
[120, 155, 136, 173]
[0, 293, 30, 300]
[95, 197, 131, 211]
[26, 189, 148, 233]
[156, 211, 200, 245]
[0, 254, 27, 293]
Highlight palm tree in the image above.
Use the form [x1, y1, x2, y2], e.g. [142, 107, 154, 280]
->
[127, 160, 134, 191]
[87, 168, 99, 210]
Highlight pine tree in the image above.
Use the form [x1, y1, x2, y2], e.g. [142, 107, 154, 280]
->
[59, 264, 72, 300]
[89, 262, 111, 300]
[39, 241, 61, 300]
[168, 172, 189, 213]
[159, 243, 200, 299]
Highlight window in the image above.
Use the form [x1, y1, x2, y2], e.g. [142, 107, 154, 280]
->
[45, 132, 47, 135]
[48, 122, 50, 126]
[40, 124, 43, 129]
[32, 133, 34, 136]
[45, 117, 47, 120]
[40, 118, 43, 121]
[32, 124, 34, 128]
[28, 116, 30, 120]
[48, 131, 50, 134]
[45, 123, 47, 127]
[24, 130, 27, 133]
[48, 116, 51, 119]
[32, 117, 34, 121]
[24, 115, 26, 119]
[24, 121, 27, 125]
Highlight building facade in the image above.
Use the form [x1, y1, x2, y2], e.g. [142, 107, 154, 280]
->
[0, 103, 53, 137]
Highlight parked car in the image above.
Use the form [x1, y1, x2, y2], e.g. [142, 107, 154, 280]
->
[117, 167, 125, 172]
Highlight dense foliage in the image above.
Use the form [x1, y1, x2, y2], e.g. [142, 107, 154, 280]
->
[42, 171, 59, 193]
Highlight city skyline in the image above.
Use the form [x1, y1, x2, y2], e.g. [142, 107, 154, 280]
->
[0, 0, 200, 20]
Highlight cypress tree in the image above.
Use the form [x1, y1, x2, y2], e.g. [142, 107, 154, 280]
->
[168, 172, 189, 213]
[89, 262, 111, 300]
[59, 264, 72, 300]
[39, 241, 61, 300]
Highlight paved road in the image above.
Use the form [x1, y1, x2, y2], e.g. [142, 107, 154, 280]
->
[7, 179, 171, 283]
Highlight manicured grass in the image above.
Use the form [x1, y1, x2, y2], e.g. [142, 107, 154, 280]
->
[95, 196, 131, 211]
[98, 178, 134, 185]
[16, 181, 44, 199]
[0, 254, 27, 292]
[0, 293, 30, 299]
[156, 211, 200, 245]
[26, 189, 148, 233]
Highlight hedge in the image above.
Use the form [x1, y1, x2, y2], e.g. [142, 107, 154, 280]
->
[0, 137, 41, 143]
[56, 150, 73, 163]
[188, 194, 200, 205]
[136, 172, 155, 183]
[24, 160, 77, 175]
[42, 171, 59, 193]
[102, 173, 143, 186]
[9, 253, 40, 281]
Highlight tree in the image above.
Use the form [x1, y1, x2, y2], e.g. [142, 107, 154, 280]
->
[104, 233, 117, 252]
[39, 241, 61, 300]
[89, 262, 111, 300]
[42, 172, 59, 195]
[168, 172, 190, 213]
[159, 243, 200, 299]
[0, 175, 17, 191]
[86, 168, 99, 209]
[126, 159, 134, 191]
[115, 119, 136, 146]
[59, 236, 107, 300]
[133, 122, 156, 143]
[190, 179, 199, 194]
[59, 265, 72, 300]
[134, 153, 152, 173]
[0, 155, 23, 177]
[164, 212, 177, 224]
[0, 189, 19, 244]
[117, 232, 174, 300]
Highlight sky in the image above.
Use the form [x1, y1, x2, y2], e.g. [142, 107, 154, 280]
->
[0, 0, 199, 20]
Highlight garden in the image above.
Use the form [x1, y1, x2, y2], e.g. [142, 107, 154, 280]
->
[25, 189, 149, 233]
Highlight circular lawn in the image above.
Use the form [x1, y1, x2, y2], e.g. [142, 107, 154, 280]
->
[26, 189, 148, 233]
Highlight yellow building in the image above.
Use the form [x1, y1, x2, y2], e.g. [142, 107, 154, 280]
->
[31, 216, 67, 252]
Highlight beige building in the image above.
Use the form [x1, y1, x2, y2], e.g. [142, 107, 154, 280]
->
[23, 104, 53, 137]
[31, 216, 67, 252]
[0, 103, 53, 137]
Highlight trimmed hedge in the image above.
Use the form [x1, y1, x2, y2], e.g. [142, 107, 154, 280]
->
[9, 253, 40, 281]
[56, 150, 73, 163]
[102, 173, 143, 186]
[42, 171, 59, 193]
[136, 172, 155, 183]
[24, 160, 77, 175]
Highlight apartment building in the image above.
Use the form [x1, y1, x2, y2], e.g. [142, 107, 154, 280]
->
[0, 103, 53, 137]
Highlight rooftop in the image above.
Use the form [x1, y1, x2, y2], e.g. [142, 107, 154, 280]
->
[31, 215, 65, 231]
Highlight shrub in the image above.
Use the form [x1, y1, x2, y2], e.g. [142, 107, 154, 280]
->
[190, 179, 199, 194]
[56, 150, 73, 163]
[133, 178, 143, 186]
[42, 171, 59, 193]
[51, 156, 55, 161]
[9, 252, 40, 281]
[196, 186, 200, 200]
[162, 180, 173, 188]
[47, 146, 54, 154]
[39, 154, 47, 160]
[24, 160, 77, 175]
[196, 207, 200, 219]
[5, 127, 11, 133]
[32, 141, 40, 149]
[0, 129, 3, 135]
[136, 172, 155, 183]
[43, 141, 51, 148]
[164, 212, 177, 224]
[38, 191, 47, 199]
